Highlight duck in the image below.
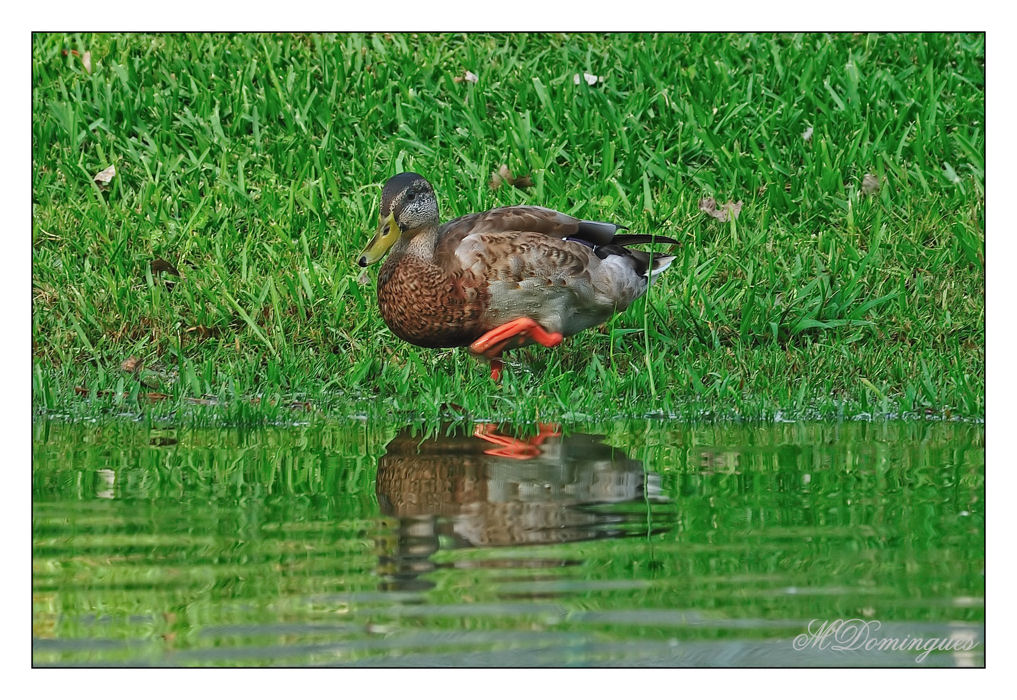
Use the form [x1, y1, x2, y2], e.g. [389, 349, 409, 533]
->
[357, 172, 678, 380]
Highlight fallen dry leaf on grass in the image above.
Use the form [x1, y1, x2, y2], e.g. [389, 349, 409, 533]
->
[62, 48, 91, 73]
[150, 258, 179, 276]
[150, 258, 180, 290]
[93, 164, 116, 187]
[489, 164, 533, 191]
[184, 325, 220, 341]
[120, 356, 164, 388]
[699, 197, 743, 222]
[453, 70, 479, 84]
[573, 72, 601, 86]
[861, 173, 881, 194]
[121, 356, 143, 373]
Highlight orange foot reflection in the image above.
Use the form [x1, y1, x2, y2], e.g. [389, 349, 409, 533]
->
[472, 422, 562, 460]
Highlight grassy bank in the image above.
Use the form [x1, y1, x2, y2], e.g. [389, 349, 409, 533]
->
[31, 33, 984, 422]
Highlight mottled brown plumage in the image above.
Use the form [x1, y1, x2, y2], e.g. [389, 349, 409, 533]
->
[357, 172, 678, 359]
[377, 254, 488, 347]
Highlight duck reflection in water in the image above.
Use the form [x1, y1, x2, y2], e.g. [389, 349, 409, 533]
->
[375, 423, 673, 591]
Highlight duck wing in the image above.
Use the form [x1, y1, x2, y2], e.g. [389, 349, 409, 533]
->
[431, 206, 677, 338]
[435, 205, 679, 256]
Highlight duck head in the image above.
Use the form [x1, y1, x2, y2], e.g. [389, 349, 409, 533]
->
[357, 172, 440, 267]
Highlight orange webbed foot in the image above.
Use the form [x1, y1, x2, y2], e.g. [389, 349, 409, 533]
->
[489, 357, 504, 382]
[470, 318, 563, 362]
[469, 318, 563, 381]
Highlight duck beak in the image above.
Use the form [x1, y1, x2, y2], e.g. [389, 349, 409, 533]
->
[357, 213, 399, 267]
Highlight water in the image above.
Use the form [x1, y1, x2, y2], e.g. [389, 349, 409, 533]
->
[32, 419, 984, 667]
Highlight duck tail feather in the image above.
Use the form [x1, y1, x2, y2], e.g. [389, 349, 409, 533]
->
[611, 233, 681, 246]
[648, 255, 676, 283]
[576, 219, 625, 245]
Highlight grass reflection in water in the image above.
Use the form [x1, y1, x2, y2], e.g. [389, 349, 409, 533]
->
[33, 419, 983, 667]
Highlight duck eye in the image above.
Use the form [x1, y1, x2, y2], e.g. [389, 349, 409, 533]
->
[406, 192, 416, 202]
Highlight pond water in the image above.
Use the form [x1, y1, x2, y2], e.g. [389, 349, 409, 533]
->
[33, 419, 984, 667]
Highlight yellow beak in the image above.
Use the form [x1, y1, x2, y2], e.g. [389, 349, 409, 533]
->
[357, 213, 399, 267]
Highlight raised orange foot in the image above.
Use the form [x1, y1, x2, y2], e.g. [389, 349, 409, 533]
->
[469, 318, 564, 381]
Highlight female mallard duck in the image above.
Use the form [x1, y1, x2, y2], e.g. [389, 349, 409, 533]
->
[357, 172, 678, 380]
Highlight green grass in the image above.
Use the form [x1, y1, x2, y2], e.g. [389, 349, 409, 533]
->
[31, 33, 985, 422]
